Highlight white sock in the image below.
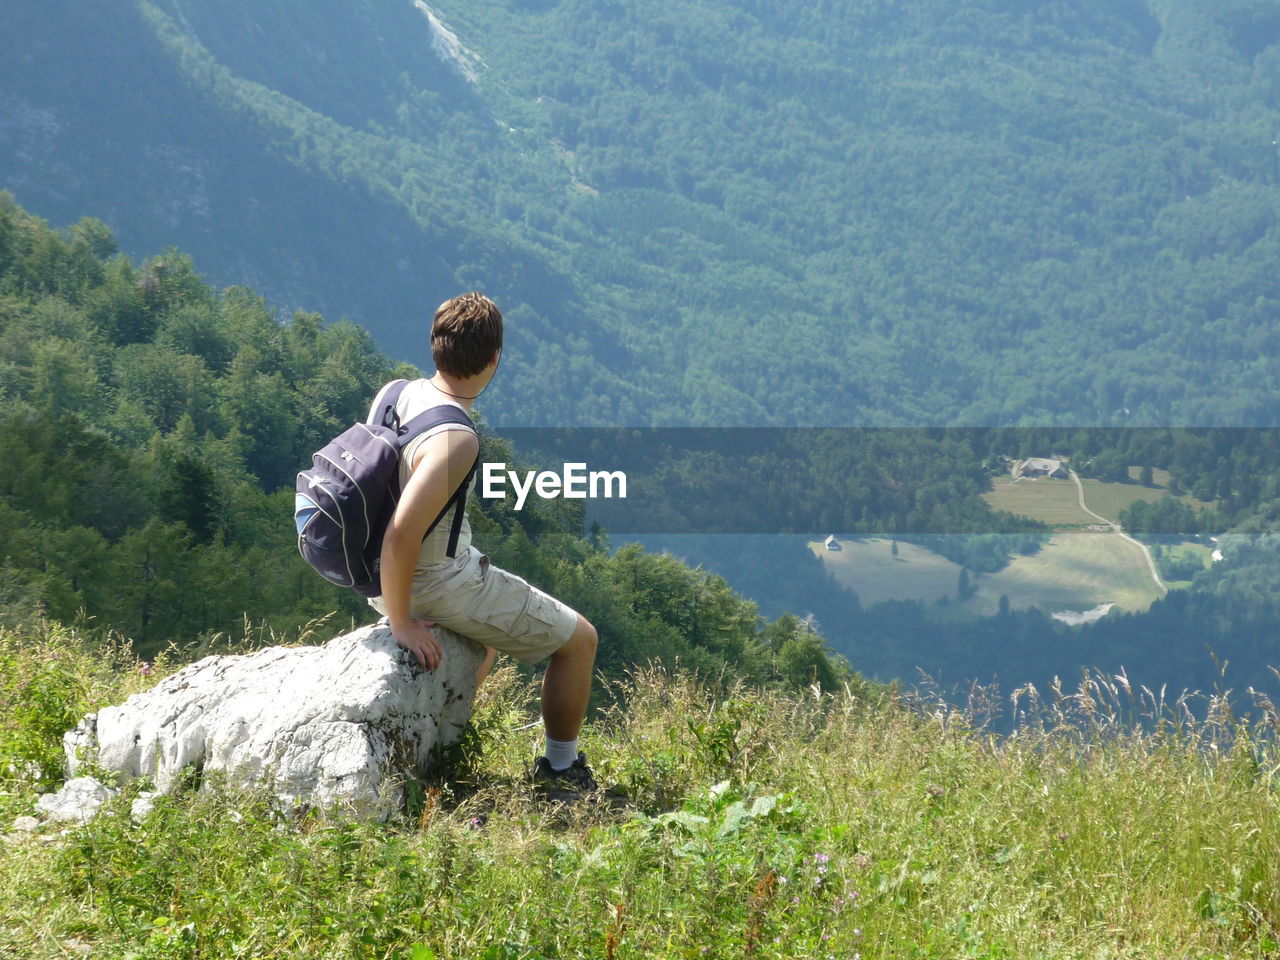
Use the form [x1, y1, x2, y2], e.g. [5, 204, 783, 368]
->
[545, 736, 578, 771]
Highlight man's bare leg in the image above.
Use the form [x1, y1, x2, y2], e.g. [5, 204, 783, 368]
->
[541, 615, 597, 742]
[475, 645, 497, 687]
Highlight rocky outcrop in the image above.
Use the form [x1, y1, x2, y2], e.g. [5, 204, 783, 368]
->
[54, 623, 484, 821]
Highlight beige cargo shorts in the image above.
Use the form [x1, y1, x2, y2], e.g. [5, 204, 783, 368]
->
[374, 552, 579, 664]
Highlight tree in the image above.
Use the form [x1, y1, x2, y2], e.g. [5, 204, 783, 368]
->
[68, 217, 118, 259]
[157, 453, 220, 544]
[777, 631, 838, 690]
[83, 257, 154, 346]
[29, 338, 100, 419]
[1089, 450, 1129, 483]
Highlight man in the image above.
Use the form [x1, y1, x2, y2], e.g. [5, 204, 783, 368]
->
[369, 292, 599, 794]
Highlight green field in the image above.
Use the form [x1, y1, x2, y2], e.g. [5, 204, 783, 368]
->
[969, 532, 1162, 615]
[812, 533, 1164, 617]
[818, 466, 1207, 621]
[981, 476, 1095, 526]
[1081, 477, 1216, 521]
[810, 538, 962, 607]
[983, 473, 1216, 528]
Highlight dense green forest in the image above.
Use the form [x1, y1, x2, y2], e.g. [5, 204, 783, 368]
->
[0, 195, 857, 693]
[4, 0, 1280, 705]
[3, 0, 1280, 425]
[6, 192, 1280, 704]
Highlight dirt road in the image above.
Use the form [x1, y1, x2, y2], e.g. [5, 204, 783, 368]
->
[1069, 469, 1167, 596]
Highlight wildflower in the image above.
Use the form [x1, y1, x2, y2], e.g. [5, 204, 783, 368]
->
[138, 662, 153, 676]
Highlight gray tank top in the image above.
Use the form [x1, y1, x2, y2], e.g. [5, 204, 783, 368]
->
[369, 378, 477, 582]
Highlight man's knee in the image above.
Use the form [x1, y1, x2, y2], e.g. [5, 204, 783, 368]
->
[556, 615, 597, 661]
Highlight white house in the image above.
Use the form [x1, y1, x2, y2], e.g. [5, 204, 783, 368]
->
[1013, 458, 1067, 479]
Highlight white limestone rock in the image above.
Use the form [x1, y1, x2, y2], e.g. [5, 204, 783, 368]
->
[60, 623, 483, 820]
[35, 776, 116, 823]
[130, 792, 158, 822]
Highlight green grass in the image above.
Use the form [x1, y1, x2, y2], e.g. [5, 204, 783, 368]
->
[973, 474, 1205, 615]
[1081, 477, 1215, 523]
[967, 532, 1163, 615]
[810, 534, 1163, 616]
[984, 474, 1218, 529]
[983, 477, 1095, 527]
[808, 538, 962, 606]
[3, 622, 1280, 959]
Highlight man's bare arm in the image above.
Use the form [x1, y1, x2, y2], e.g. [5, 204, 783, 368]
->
[380, 428, 479, 669]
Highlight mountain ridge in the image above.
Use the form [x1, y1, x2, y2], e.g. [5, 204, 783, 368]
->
[3, 0, 1280, 425]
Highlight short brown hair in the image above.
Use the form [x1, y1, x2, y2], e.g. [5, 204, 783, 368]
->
[431, 292, 503, 378]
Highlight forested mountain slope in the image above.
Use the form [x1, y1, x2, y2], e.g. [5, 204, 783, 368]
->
[0, 194, 856, 692]
[3, 0, 1280, 425]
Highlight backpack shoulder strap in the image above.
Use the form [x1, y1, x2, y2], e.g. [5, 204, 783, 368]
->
[368, 378, 411, 430]
[395, 403, 475, 448]
[396, 402, 479, 559]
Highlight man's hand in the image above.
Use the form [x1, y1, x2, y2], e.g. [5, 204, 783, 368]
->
[390, 617, 443, 671]
[379, 428, 477, 674]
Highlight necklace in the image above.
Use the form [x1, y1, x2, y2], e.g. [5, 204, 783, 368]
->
[428, 376, 481, 400]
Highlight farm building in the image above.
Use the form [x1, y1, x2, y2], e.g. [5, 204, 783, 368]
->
[824, 535, 842, 551]
[1014, 458, 1067, 479]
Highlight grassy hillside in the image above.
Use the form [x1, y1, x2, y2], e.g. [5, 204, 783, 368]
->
[3, 623, 1278, 958]
[813, 533, 1164, 617]
[971, 532, 1161, 615]
[983, 477, 1098, 528]
[810, 538, 962, 607]
[983, 474, 1217, 528]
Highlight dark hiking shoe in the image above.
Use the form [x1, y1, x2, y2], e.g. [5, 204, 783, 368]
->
[531, 752, 599, 801]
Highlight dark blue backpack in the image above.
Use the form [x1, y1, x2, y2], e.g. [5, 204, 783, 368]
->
[294, 379, 477, 598]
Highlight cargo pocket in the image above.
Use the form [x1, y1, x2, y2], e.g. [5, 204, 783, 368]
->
[412, 553, 486, 620]
[521, 592, 565, 633]
[481, 567, 540, 639]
